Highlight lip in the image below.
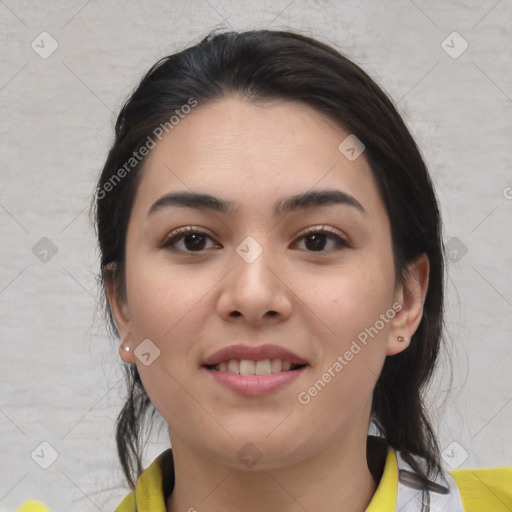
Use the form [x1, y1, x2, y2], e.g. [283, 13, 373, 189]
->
[202, 343, 308, 366]
[202, 365, 308, 395]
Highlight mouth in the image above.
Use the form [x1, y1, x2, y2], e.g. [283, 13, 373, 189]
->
[202, 358, 309, 396]
[201, 344, 310, 395]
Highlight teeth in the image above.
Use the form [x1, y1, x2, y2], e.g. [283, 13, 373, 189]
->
[240, 360, 255, 375]
[227, 359, 239, 374]
[214, 358, 301, 374]
[271, 358, 282, 372]
[255, 359, 272, 375]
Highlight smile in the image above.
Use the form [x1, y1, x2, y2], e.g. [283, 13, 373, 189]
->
[204, 358, 308, 375]
[202, 362, 308, 395]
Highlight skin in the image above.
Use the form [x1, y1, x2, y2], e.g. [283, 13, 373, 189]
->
[107, 96, 429, 512]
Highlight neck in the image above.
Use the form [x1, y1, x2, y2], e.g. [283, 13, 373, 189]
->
[166, 430, 380, 512]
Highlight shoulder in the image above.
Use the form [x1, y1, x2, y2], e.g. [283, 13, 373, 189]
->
[115, 449, 173, 512]
[115, 491, 136, 512]
[392, 445, 512, 512]
[450, 466, 512, 511]
[15, 501, 51, 512]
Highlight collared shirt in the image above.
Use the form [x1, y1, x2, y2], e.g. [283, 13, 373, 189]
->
[16, 446, 512, 511]
[112, 447, 512, 512]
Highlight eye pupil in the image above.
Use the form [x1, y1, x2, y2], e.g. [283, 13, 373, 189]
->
[305, 234, 327, 251]
[184, 234, 206, 251]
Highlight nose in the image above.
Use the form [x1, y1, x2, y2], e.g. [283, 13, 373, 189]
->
[216, 238, 293, 326]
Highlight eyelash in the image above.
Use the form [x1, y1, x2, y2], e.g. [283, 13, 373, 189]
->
[159, 225, 350, 253]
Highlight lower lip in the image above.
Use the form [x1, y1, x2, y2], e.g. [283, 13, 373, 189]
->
[203, 366, 307, 395]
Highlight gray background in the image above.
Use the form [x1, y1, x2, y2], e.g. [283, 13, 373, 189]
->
[1, 1, 511, 510]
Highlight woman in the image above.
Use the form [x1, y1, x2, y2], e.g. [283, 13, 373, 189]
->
[102, 29, 511, 512]
[18, 29, 510, 512]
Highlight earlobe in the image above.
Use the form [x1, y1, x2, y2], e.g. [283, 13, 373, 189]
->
[118, 341, 136, 365]
[387, 335, 410, 356]
[386, 253, 430, 356]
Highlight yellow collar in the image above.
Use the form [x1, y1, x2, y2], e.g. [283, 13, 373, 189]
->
[115, 447, 512, 511]
[365, 446, 398, 511]
[117, 446, 399, 512]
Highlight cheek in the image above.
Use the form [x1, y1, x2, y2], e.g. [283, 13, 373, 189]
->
[305, 259, 395, 339]
[124, 262, 210, 418]
[297, 253, 395, 399]
[125, 259, 206, 339]
[294, 266, 393, 429]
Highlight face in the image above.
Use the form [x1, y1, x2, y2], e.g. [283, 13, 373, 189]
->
[109, 96, 427, 470]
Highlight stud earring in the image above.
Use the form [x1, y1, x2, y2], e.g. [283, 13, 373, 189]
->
[397, 336, 408, 342]
[122, 343, 130, 352]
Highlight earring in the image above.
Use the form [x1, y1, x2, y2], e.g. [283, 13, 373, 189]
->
[397, 336, 408, 342]
[122, 343, 130, 352]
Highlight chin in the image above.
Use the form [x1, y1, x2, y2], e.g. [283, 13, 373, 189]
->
[197, 431, 315, 471]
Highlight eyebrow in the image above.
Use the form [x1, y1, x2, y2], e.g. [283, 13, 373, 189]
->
[148, 189, 367, 217]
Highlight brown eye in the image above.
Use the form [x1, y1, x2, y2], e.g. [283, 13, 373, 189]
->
[160, 227, 220, 253]
[295, 228, 349, 252]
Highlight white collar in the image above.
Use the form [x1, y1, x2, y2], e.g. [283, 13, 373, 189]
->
[395, 451, 464, 511]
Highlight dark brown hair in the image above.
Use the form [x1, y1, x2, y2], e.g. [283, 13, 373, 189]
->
[94, 29, 446, 490]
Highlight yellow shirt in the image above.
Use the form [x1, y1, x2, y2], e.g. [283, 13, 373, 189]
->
[17, 448, 512, 511]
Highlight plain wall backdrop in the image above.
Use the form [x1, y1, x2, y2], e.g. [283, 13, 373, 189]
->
[0, 1, 511, 510]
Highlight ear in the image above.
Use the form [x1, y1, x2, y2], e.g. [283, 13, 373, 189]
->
[104, 264, 136, 365]
[386, 253, 430, 356]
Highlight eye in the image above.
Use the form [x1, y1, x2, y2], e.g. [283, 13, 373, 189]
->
[160, 226, 220, 253]
[294, 226, 350, 252]
[160, 225, 349, 254]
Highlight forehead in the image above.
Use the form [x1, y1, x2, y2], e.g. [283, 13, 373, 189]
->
[132, 96, 384, 220]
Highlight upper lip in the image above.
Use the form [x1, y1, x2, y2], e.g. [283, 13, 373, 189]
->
[202, 344, 309, 366]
